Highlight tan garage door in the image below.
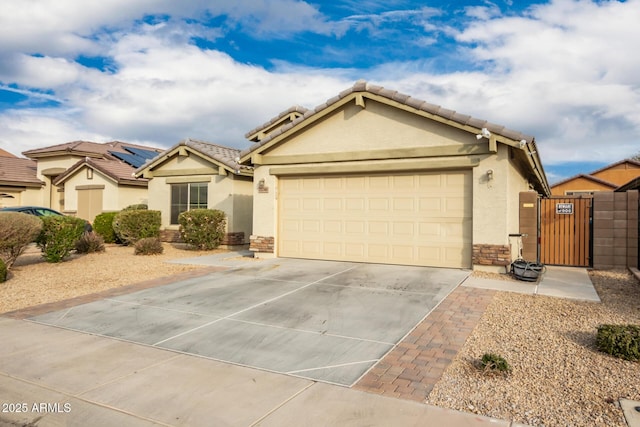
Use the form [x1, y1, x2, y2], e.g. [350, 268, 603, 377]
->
[278, 171, 472, 268]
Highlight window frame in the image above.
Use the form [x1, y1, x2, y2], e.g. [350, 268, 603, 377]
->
[170, 182, 208, 224]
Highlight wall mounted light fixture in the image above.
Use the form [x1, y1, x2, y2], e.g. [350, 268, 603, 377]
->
[487, 169, 494, 180]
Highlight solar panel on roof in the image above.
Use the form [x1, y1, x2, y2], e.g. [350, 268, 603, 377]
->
[124, 146, 158, 160]
[109, 151, 145, 168]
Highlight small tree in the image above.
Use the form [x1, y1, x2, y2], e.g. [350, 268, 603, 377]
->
[178, 209, 227, 250]
[0, 212, 43, 269]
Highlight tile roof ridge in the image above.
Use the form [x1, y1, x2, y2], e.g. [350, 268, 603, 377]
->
[244, 105, 310, 139]
[183, 138, 241, 153]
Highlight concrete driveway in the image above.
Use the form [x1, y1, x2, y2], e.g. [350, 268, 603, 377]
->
[29, 258, 470, 387]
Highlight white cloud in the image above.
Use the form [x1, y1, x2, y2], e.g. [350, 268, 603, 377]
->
[387, 0, 640, 165]
[1, 0, 639, 173]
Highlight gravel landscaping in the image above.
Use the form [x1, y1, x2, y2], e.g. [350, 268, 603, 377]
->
[1, 246, 639, 426]
[0, 243, 216, 314]
[429, 269, 640, 427]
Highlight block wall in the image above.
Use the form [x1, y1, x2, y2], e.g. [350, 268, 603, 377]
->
[592, 190, 639, 269]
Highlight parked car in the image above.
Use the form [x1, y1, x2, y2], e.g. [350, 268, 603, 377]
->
[0, 206, 92, 231]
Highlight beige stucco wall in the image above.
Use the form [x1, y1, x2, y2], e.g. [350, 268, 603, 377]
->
[145, 153, 253, 243]
[33, 157, 84, 208]
[264, 101, 475, 156]
[251, 166, 278, 241]
[230, 175, 254, 240]
[62, 170, 118, 213]
[250, 99, 537, 268]
[0, 187, 43, 208]
[61, 167, 148, 217]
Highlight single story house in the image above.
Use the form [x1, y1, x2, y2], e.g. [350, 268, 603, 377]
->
[550, 158, 640, 196]
[22, 141, 163, 222]
[0, 149, 44, 208]
[240, 80, 550, 271]
[135, 138, 254, 247]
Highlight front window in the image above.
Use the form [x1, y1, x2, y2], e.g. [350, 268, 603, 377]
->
[171, 182, 208, 224]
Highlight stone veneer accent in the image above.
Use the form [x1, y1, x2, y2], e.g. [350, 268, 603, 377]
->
[472, 244, 511, 266]
[250, 235, 274, 253]
[160, 230, 245, 246]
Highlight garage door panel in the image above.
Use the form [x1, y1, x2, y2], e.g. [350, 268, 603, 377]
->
[345, 198, 365, 211]
[369, 221, 389, 235]
[345, 221, 365, 234]
[279, 171, 472, 268]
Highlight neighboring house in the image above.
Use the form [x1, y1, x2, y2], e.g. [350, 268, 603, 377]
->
[135, 138, 254, 247]
[0, 153, 44, 208]
[0, 148, 17, 158]
[240, 80, 550, 271]
[550, 158, 640, 195]
[22, 141, 163, 222]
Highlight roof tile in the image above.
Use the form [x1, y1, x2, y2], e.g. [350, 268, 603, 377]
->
[0, 157, 42, 186]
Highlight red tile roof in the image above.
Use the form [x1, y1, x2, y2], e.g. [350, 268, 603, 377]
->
[23, 140, 162, 159]
[53, 157, 149, 187]
[0, 157, 43, 187]
[0, 148, 17, 158]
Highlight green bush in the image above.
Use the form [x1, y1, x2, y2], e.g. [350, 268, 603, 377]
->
[93, 212, 118, 243]
[75, 231, 106, 254]
[36, 216, 86, 263]
[0, 258, 6, 283]
[0, 212, 43, 269]
[134, 237, 164, 255]
[123, 204, 148, 211]
[480, 353, 511, 373]
[596, 324, 640, 362]
[112, 210, 161, 245]
[178, 209, 227, 250]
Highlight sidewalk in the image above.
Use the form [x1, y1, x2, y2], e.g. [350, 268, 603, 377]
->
[0, 317, 521, 427]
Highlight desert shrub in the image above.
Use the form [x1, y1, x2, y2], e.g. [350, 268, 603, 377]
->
[0, 212, 43, 269]
[0, 258, 6, 283]
[178, 209, 227, 250]
[93, 212, 118, 243]
[36, 216, 86, 263]
[134, 237, 164, 255]
[75, 231, 105, 254]
[596, 324, 640, 362]
[123, 204, 148, 211]
[480, 353, 511, 373]
[112, 210, 161, 245]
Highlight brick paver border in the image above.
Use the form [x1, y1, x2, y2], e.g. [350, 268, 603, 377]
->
[2, 266, 226, 320]
[354, 286, 496, 402]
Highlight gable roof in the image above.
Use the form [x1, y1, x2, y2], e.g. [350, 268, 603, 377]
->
[616, 176, 640, 192]
[53, 157, 149, 187]
[245, 105, 310, 142]
[0, 157, 44, 187]
[135, 138, 253, 178]
[551, 173, 618, 190]
[240, 80, 549, 195]
[550, 158, 640, 189]
[23, 140, 163, 160]
[589, 158, 640, 176]
[0, 148, 17, 158]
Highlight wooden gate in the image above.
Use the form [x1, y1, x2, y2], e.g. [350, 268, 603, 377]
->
[539, 197, 592, 267]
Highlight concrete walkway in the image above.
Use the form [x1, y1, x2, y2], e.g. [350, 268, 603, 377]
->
[0, 317, 521, 427]
[462, 265, 600, 302]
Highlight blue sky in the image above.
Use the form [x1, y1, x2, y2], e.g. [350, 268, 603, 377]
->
[0, 0, 639, 184]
